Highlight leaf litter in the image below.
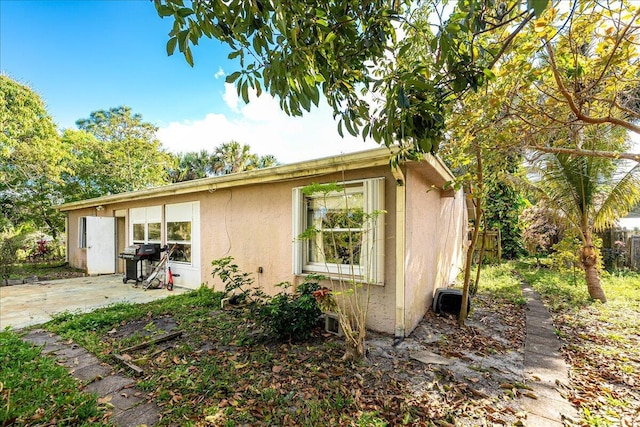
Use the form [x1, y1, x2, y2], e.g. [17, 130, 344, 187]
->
[100, 292, 533, 426]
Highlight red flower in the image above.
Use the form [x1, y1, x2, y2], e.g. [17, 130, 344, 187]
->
[312, 287, 332, 302]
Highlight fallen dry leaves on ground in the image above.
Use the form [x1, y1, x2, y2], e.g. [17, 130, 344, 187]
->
[553, 303, 640, 426]
[100, 292, 529, 426]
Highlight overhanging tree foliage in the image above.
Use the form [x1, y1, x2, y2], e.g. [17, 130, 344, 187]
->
[153, 0, 640, 164]
[153, 0, 558, 158]
[503, 1, 640, 162]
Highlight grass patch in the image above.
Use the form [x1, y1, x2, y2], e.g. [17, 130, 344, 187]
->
[28, 263, 637, 426]
[0, 329, 108, 426]
[46, 285, 222, 354]
[4, 261, 85, 281]
[39, 285, 424, 426]
[514, 259, 592, 311]
[475, 262, 527, 305]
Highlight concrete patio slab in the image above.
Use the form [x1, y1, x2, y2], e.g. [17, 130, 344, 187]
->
[0, 275, 189, 329]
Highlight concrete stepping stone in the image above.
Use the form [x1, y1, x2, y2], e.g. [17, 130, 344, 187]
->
[21, 329, 160, 426]
[520, 284, 579, 426]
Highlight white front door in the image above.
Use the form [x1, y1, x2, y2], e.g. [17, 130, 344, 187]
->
[86, 217, 116, 275]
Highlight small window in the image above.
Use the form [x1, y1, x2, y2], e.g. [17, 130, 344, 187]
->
[130, 206, 162, 245]
[167, 221, 191, 241]
[132, 223, 145, 243]
[292, 178, 385, 284]
[167, 221, 192, 263]
[79, 217, 87, 249]
[147, 222, 161, 241]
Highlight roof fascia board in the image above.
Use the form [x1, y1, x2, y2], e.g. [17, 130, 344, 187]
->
[58, 147, 394, 211]
[57, 147, 455, 212]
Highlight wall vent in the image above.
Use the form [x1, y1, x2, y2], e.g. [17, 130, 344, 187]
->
[324, 313, 343, 336]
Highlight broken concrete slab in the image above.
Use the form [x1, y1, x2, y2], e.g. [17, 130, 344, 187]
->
[22, 328, 60, 345]
[527, 324, 559, 340]
[50, 345, 88, 361]
[521, 393, 577, 422]
[105, 391, 145, 416]
[72, 363, 113, 383]
[522, 412, 564, 427]
[525, 332, 561, 349]
[525, 351, 568, 372]
[409, 350, 452, 366]
[60, 352, 103, 370]
[84, 375, 134, 396]
[113, 402, 159, 427]
[524, 341, 562, 358]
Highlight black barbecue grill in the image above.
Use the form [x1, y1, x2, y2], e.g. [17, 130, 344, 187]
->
[119, 244, 161, 284]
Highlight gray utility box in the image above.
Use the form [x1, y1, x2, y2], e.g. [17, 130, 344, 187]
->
[432, 288, 471, 316]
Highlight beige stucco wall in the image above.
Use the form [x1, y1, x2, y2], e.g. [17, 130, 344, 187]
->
[403, 164, 468, 334]
[62, 158, 465, 336]
[66, 207, 96, 271]
[200, 166, 399, 334]
[63, 166, 399, 334]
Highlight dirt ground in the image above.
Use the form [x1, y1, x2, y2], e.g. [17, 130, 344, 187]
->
[365, 295, 528, 425]
[105, 293, 530, 426]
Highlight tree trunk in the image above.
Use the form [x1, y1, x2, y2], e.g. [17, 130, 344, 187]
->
[580, 243, 607, 303]
[342, 338, 365, 362]
[459, 145, 484, 326]
[473, 214, 488, 295]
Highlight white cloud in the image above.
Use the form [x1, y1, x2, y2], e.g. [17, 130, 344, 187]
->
[157, 89, 379, 164]
[214, 67, 225, 79]
[222, 83, 239, 113]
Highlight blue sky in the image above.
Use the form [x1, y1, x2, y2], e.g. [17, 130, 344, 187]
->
[1, 0, 376, 162]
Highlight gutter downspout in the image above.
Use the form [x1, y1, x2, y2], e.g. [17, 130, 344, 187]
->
[391, 165, 406, 340]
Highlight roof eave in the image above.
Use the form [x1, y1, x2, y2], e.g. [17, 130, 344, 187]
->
[57, 146, 456, 212]
[57, 147, 398, 212]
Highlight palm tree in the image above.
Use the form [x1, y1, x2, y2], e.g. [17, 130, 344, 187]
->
[253, 154, 279, 169]
[170, 150, 213, 182]
[213, 141, 263, 175]
[527, 137, 640, 302]
[212, 141, 255, 175]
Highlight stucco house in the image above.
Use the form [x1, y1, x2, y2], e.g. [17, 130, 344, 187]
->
[57, 147, 469, 338]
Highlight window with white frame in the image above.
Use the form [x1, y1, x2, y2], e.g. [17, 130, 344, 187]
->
[292, 178, 385, 284]
[130, 206, 162, 245]
[165, 203, 193, 264]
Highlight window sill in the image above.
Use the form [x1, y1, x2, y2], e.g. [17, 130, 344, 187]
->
[296, 272, 383, 286]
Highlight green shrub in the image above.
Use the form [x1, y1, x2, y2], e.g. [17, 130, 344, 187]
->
[211, 256, 322, 341]
[0, 227, 29, 284]
[211, 256, 265, 304]
[259, 278, 322, 342]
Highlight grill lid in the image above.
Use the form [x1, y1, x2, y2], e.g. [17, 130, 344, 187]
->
[123, 245, 139, 255]
[138, 244, 159, 255]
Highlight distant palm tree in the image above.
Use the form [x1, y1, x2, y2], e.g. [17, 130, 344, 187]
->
[170, 143, 279, 181]
[213, 141, 258, 175]
[527, 145, 640, 302]
[170, 150, 213, 182]
[253, 154, 279, 169]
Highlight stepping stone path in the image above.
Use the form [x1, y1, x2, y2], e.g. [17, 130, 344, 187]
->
[521, 284, 580, 426]
[22, 329, 160, 427]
